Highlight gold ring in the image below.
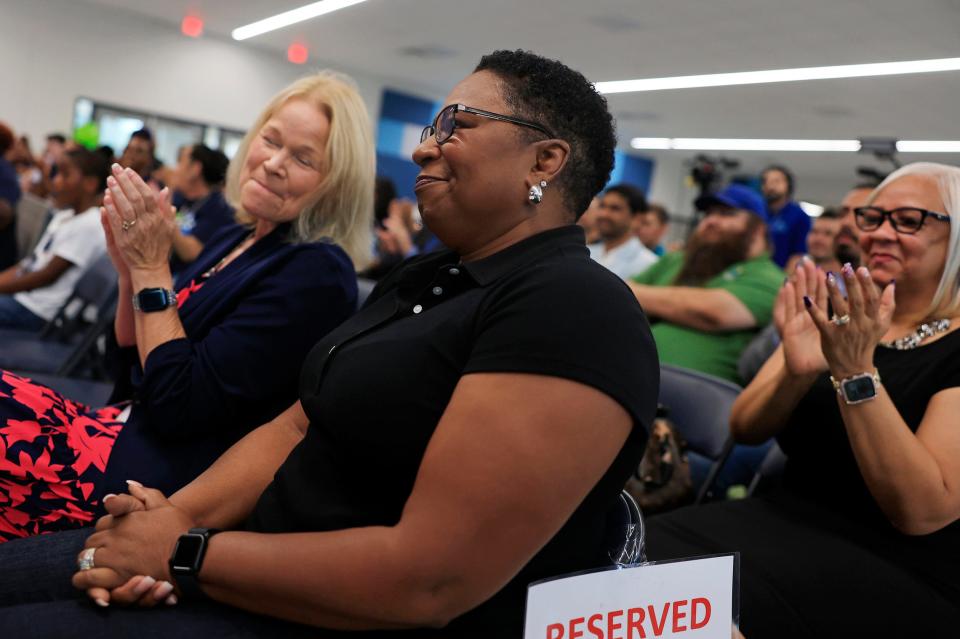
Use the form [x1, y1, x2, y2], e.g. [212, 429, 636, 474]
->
[121, 219, 137, 232]
[77, 547, 97, 571]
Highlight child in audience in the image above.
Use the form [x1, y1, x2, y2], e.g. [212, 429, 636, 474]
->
[0, 147, 109, 330]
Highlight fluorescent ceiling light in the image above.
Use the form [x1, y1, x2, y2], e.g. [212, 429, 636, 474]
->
[597, 57, 960, 94]
[232, 0, 368, 40]
[896, 141, 960, 153]
[630, 138, 861, 152]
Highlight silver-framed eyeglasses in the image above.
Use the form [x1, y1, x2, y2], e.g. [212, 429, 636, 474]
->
[420, 103, 554, 145]
[854, 206, 950, 234]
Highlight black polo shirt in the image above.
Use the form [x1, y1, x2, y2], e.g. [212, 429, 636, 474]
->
[247, 225, 659, 637]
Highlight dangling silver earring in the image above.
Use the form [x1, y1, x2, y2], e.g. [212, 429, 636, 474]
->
[528, 180, 548, 205]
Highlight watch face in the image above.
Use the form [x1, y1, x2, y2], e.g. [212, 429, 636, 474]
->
[842, 375, 877, 403]
[171, 534, 205, 572]
[138, 289, 173, 312]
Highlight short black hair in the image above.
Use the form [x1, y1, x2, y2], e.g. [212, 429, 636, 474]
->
[762, 164, 795, 196]
[95, 145, 115, 162]
[189, 144, 229, 186]
[130, 128, 155, 149]
[604, 183, 647, 214]
[475, 50, 616, 219]
[46, 133, 67, 145]
[65, 147, 111, 191]
[646, 202, 670, 225]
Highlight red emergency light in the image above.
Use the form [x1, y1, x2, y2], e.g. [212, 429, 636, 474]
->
[287, 43, 309, 65]
[181, 15, 204, 38]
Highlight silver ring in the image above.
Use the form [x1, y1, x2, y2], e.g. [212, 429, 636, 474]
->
[77, 547, 97, 571]
[121, 218, 137, 232]
[831, 314, 851, 326]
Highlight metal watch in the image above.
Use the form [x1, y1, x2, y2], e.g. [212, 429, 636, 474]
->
[830, 370, 882, 405]
[168, 527, 220, 600]
[132, 287, 177, 313]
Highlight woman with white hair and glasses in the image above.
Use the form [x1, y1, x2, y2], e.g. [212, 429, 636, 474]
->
[646, 162, 960, 637]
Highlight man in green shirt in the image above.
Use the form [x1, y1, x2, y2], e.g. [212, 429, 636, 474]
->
[630, 184, 783, 384]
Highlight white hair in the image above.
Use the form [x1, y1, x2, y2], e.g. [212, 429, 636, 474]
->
[871, 162, 960, 316]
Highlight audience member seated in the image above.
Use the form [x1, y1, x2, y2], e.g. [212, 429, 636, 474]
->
[0, 122, 22, 270]
[0, 71, 370, 541]
[588, 183, 658, 280]
[118, 128, 159, 182]
[0, 50, 658, 638]
[762, 164, 811, 268]
[577, 195, 602, 244]
[7, 135, 43, 196]
[784, 208, 841, 273]
[0, 148, 109, 330]
[630, 183, 782, 384]
[835, 182, 876, 267]
[645, 162, 960, 638]
[634, 202, 670, 256]
[168, 144, 235, 274]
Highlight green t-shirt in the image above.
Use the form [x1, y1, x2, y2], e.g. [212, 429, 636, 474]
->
[632, 252, 783, 384]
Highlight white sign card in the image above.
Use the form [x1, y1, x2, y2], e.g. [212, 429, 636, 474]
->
[524, 554, 738, 639]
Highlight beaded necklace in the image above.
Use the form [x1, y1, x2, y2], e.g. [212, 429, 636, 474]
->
[879, 318, 952, 350]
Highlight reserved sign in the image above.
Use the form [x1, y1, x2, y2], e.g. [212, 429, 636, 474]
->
[524, 554, 737, 639]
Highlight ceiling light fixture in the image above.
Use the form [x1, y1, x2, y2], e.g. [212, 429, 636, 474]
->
[896, 141, 960, 153]
[232, 0, 368, 40]
[630, 138, 861, 152]
[598, 57, 960, 94]
[630, 138, 960, 153]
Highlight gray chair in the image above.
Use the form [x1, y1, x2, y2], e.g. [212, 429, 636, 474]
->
[12, 371, 115, 407]
[0, 253, 118, 377]
[747, 442, 788, 496]
[658, 364, 742, 503]
[14, 193, 52, 260]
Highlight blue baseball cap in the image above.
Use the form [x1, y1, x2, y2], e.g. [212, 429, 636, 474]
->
[695, 184, 769, 223]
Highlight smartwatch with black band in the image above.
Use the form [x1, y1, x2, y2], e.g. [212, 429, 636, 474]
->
[168, 527, 221, 600]
[132, 287, 177, 313]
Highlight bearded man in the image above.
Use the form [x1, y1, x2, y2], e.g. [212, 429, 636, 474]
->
[629, 184, 783, 384]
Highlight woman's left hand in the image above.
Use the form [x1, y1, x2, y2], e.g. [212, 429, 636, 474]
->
[804, 263, 896, 378]
[102, 164, 177, 274]
[72, 483, 195, 607]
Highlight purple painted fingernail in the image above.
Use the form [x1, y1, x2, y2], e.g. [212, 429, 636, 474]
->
[826, 272, 835, 286]
[803, 296, 812, 308]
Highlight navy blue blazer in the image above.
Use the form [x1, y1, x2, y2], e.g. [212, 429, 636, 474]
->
[101, 223, 357, 499]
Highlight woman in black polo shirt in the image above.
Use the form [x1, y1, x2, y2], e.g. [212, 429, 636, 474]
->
[0, 50, 658, 638]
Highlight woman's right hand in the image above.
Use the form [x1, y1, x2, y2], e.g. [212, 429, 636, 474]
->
[776, 258, 829, 377]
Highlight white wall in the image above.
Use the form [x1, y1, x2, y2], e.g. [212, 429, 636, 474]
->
[0, 0, 388, 153]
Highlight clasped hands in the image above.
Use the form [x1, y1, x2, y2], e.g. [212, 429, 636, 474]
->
[71, 481, 195, 608]
[776, 258, 895, 380]
[100, 164, 178, 281]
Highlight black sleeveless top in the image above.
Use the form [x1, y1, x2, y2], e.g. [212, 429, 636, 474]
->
[778, 328, 960, 600]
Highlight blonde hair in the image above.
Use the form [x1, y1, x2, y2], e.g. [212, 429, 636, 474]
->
[871, 162, 960, 317]
[225, 70, 374, 269]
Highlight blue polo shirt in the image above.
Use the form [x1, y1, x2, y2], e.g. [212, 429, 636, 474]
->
[0, 157, 22, 270]
[767, 200, 811, 268]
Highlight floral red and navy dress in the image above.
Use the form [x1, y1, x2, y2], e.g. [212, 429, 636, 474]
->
[0, 371, 124, 540]
[0, 281, 211, 542]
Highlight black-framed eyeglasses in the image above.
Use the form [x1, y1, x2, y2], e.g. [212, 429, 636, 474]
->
[419, 103, 554, 145]
[853, 206, 951, 234]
